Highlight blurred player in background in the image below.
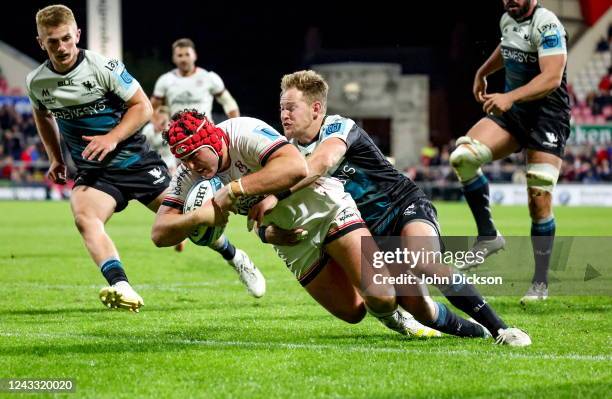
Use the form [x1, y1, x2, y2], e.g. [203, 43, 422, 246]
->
[449, 0, 569, 303]
[151, 38, 239, 120]
[151, 110, 440, 338]
[249, 70, 530, 346]
[150, 39, 260, 289]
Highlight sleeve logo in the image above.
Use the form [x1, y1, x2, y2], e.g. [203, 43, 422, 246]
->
[120, 69, 134, 84]
[542, 29, 561, 49]
[325, 122, 342, 135]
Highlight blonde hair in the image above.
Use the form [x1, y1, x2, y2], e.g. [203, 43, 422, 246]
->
[281, 70, 328, 110]
[36, 4, 77, 35]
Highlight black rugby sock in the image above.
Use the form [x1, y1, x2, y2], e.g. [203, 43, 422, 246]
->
[531, 217, 555, 285]
[462, 174, 497, 238]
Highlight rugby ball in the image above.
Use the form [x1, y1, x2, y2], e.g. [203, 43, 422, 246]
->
[183, 177, 226, 246]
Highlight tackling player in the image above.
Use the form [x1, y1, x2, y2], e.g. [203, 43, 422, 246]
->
[250, 70, 531, 346]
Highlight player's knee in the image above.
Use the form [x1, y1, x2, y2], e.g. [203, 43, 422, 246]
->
[526, 163, 559, 195]
[337, 303, 367, 324]
[73, 212, 97, 234]
[449, 137, 492, 182]
[526, 163, 557, 220]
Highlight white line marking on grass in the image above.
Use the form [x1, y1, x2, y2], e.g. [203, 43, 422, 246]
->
[1, 332, 610, 362]
[0, 281, 257, 290]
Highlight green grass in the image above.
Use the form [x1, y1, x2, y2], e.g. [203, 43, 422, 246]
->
[0, 201, 610, 398]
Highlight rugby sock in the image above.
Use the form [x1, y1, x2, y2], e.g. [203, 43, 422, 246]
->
[100, 258, 128, 285]
[531, 216, 555, 285]
[209, 235, 236, 261]
[462, 174, 497, 238]
[423, 302, 487, 338]
[441, 280, 507, 337]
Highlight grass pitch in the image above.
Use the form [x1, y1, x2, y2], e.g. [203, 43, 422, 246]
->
[0, 201, 610, 398]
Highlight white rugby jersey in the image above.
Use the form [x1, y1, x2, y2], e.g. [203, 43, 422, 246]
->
[26, 49, 146, 170]
[153, 68, 225, 118]
[162, 117, 288, 214]
[499, 5, 569, 115]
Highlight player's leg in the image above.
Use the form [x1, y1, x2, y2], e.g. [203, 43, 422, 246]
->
[324, 227, 439, 337]
[450, 117, 520, 268]
[400, 220, 496, 339]
[147, 192, 265, 298]
[521, 150, 562, 303]
[303, 259, 367, 324]
[70, 185, 143, 311]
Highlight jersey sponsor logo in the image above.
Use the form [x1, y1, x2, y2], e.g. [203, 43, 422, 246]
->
[120, 69, 134, 85]
[537, 23, 558, 35]
[325, 122, 343, 136]
[541, 29, 561, 49]
[50, 99, 109, 120]
[234, 160, 250, 174]
[57, 79, 74, 87]
[171, 168, 192, 196]
[42, 88, 50, 97]
[333, 163, 356, 185]
[105, 59, 120, 72]
[501, 46, 538, 64]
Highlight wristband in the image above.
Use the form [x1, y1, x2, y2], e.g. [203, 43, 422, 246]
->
[275, 190, 291, 201]
[257, 225, 268, 243]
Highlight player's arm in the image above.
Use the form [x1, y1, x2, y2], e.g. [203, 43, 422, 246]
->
[32, 107, 67, 184]
[215, 144, 307, 212]
[247, 138, 347, 227]
[474, 44, 504, 103]
[242, 144, 307, 194]
[82, 88, 153, 161]
[151, 201, 227, 247]
[506, 54, 566, 103]
[214, 89, 240, 118]
[290, 137, 347, 193]
[483, 54, 565, 115]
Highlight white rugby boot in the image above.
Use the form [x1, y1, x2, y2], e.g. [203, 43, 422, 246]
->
[520, 282, 548, 304]
[456, 232, 506, 271]
[99, 281, 144, 312]
[229, 249, 266, 298]
[375, 309, 442, 338]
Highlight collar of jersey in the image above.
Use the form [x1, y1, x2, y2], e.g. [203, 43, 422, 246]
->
[45, 48, 85, 75]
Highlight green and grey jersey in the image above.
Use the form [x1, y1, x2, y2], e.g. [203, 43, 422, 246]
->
[499, 5, 570, 118]
[292, 115, 425, 235]
[26, 49, 148, 171]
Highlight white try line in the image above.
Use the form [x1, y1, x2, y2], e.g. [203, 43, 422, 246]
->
[1, 332, 610, 362]
[0, 281, 263, 290]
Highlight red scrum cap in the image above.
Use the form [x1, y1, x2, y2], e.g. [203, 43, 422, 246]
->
[164, 109, 226, 160]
